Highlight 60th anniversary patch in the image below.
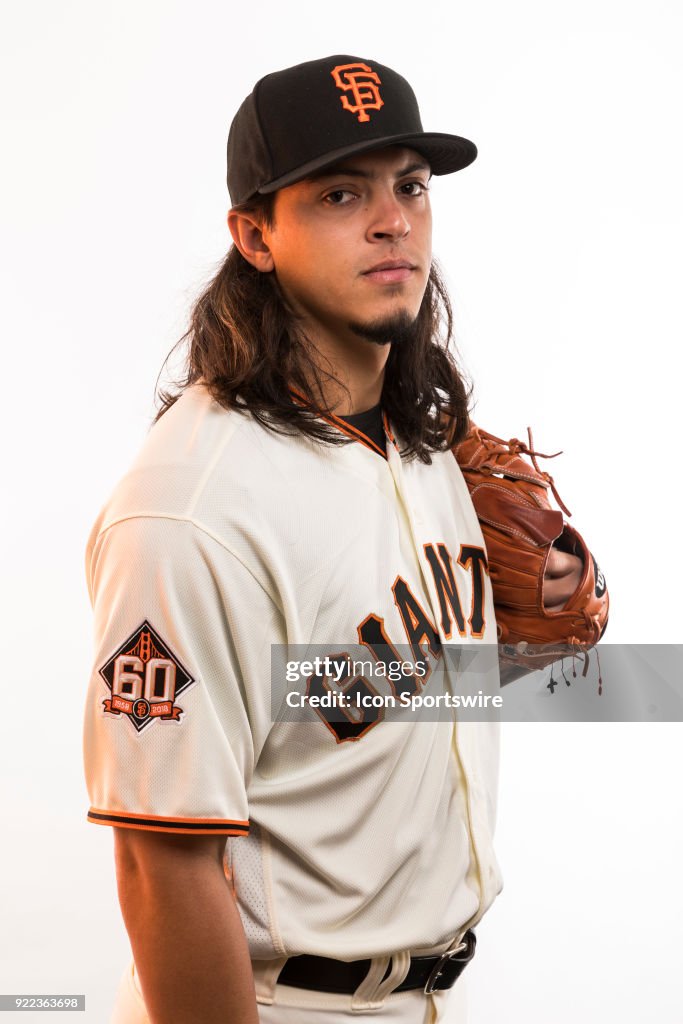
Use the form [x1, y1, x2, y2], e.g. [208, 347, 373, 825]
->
[99, 621, 194, 732]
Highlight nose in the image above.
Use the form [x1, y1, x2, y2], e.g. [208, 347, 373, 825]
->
[366, 191, 411, 243]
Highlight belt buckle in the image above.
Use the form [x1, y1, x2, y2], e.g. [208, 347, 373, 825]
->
[423, 931, 475, 995]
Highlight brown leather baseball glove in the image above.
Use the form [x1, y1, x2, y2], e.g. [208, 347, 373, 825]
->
[452, 424, 609, 684]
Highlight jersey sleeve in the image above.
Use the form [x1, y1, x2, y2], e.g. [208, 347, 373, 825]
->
[83, 514, 280, 836]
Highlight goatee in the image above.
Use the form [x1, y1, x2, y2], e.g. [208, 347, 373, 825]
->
[347, 310, 418, 347]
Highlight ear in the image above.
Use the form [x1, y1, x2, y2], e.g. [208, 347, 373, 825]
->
[227, 209, 274, 273]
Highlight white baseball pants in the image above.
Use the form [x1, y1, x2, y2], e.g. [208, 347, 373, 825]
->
[110, 958, 469, 1023]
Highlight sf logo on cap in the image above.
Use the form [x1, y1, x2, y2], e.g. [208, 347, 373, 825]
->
[331, 62, 384, 123]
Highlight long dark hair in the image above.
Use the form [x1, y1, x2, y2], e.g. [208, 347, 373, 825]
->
[154, 193, 472, 463]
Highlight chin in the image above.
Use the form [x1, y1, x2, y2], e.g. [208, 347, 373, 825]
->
[347, 307, 419, 347]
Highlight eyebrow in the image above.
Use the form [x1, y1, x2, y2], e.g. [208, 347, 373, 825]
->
[303, 159, 432, 184]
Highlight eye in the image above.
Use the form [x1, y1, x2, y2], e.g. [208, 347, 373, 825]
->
[399, 181, 430, 197]
[323, 189, 358, 206]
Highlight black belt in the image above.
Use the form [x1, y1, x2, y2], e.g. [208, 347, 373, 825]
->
[277, 929, 476, 995]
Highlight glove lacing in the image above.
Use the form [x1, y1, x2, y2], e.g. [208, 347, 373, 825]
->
[471, 426, 573, 517]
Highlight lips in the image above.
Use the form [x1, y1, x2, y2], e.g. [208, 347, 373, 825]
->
[362, 259, 416, 284]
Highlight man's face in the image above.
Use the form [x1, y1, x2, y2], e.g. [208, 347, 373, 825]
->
[261, 146, 432, 349]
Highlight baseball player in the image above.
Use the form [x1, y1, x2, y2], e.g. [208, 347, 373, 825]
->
[83, 55, 588, 1024]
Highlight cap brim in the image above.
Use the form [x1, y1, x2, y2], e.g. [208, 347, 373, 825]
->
[257, 132, 477, 195]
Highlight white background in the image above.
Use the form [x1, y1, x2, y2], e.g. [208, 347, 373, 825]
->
[1, 1, 681, 1021]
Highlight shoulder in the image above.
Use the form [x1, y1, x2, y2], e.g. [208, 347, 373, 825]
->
[85, 384, 318, 592]
[88, 384, 244, 534]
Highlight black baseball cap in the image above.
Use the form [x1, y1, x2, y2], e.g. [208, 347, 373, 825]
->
[226, 55, 477, 206]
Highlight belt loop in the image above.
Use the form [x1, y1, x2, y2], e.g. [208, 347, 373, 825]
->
[350, 954, 390, 1010]
[373, 950, 411, 1003]
[251, 956, 288, 1004]
[350, 951, 412, 1010]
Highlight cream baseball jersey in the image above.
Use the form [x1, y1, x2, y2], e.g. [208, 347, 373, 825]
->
[83, 382, 504, 960]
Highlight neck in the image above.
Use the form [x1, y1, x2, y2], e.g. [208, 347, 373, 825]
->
[296, 321, 389, 416]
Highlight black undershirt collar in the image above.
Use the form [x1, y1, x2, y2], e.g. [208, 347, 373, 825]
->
[337, 403, 386, 455]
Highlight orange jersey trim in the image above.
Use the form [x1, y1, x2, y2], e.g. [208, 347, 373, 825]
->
[87, 807, 249, 836]
[289, 386, 389, 460]
[382, 411, 398, 450]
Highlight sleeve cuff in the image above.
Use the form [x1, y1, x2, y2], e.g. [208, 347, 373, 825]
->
[87, 807, 249, 836]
